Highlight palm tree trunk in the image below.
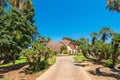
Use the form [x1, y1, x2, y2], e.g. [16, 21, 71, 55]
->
[38, 56, 41, 63]
[44, 52, 49, 61]
[102, 34, 106, 42]
[82, 51, 97, 62]
[92, 38, 95, 45]
[3, 49, 10, 64]
[97, 52, 105, 63]
[106, 52, 110, 59]
[82, 51, 91, 59]
[13, 49, 17, 69]
[19, 0, 23, 10]
[112, 43, 119, 66]
[112, 55, 117, 66]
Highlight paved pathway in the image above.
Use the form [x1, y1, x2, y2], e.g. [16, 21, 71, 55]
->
[36, 55, 91, 80]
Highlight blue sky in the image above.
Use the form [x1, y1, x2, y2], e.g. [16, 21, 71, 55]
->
[33, 0, 120, 41]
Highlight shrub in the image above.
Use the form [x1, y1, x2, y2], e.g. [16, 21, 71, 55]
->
[62, 50, 68, 54]
[106, 58, 114, 68]
[39, 60, 49, 70]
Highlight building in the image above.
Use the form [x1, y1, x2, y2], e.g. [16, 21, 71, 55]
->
[47, 39, 78, 54]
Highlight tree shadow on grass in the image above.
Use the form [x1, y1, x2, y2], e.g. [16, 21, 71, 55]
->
[88, 67, 120, 80]
[0, 62, 28, 74]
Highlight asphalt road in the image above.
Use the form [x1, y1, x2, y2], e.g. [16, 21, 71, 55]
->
[36, 55, 91, 80]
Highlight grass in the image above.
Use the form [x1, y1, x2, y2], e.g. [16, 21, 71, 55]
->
[0, 56, 56, 69]
[48, 56, 56, 65]
[0, 56, 57, 80]
[0, 78, 4, 80]
[0, 57, 26, 68]
[73, 53, 88, 63]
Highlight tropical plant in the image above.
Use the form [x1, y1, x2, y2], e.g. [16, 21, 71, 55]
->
[78, 38, 90, 59]
[0, 0, 36, 68]
[111, 33, 120, 66]
[32, 42, 44, 63]
[100, 27, 113, 42]
[21, 40, 56, 72]
[60, 46, 67, 54]
[38, 36, 50, 46]
[92, 40, 113, 63]
[90, 32, 100, 45]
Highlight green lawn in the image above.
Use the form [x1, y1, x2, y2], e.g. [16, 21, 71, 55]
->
[48, 56, 56, 65]
[0, 57, 26, 68]
[0, 78, 4, 80]
[73, 53, 88, 63]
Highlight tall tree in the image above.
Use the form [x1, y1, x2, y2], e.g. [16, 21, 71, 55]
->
[100, 27, 113, 42]
[4, 7, 36, 67]
[111, 33, 120, 66]
[38, 36, 51, 46]
[90, 32, 100, 45]
[78, 38, 90, 59]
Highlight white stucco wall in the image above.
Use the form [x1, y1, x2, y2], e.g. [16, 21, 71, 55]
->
[67, 46, 77, 54]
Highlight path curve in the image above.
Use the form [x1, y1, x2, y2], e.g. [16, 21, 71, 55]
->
[36, 55, 91, 80]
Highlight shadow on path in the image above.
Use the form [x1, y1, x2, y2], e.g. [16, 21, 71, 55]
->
[88, 67, 120, 80]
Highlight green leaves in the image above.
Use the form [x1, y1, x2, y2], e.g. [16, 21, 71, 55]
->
[112, 33, 120, 44]
[0, 0, 37, 65]
[100, 27, 113, 42]
[78, 38, 89, 52]
[107, 0, 120, 12]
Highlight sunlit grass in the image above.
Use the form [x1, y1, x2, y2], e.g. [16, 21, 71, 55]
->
[0, 57, 26, 68]
[0, 78, 4, 80]
[73, 53, 88, 63]
[48, 56, 56, 65]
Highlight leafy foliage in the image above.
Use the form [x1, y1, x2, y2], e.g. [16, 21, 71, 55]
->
[90, 32, 100, 45]
[60, 46, 69, 54]
[0, 0, 36, 68]
[21, 41, 58, 72]
[107, 0, 120, 12]
[75, 27, 120, 67]
[99, 27, 113, 42]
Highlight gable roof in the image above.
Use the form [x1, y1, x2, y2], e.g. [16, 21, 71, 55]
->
[60, 39, 71, 46]
[46, 41, 64, 53]
[69, 43, 77, 50]
[47, 39, 78, 53]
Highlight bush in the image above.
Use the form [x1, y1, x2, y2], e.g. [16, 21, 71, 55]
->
[38, 60, 49, 70]
[62, 50, 68, 54]
[106, 58, 114, 68]
[26, 60, 49, 74]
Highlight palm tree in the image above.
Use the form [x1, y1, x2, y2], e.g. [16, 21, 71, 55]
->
[47, 37, 51, 42]
[78, 38, 90, 59]
[100, 27, 113, 42]
[32, 42, 45, 63]
[111, 33, 120, 66]
[44, 47, 52, 61]
[93, 40, 112, 63]
[90, 32, 100, 45]
[38, 36, 50, 46]
[107, 0, 120, 12]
